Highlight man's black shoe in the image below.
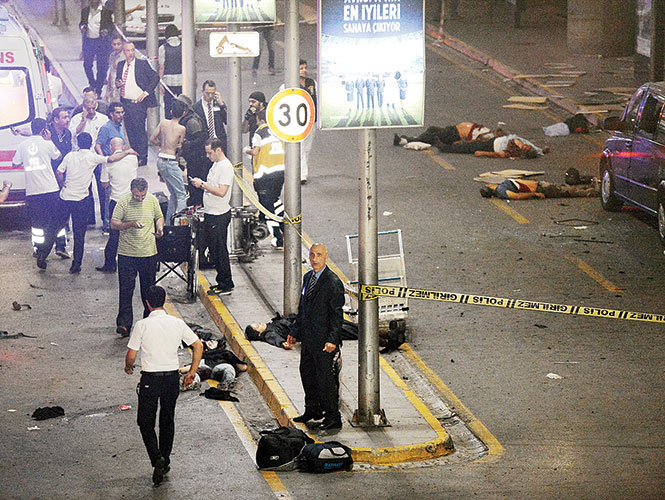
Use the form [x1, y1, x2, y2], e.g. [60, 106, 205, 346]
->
[69, 264, 81, 274]
[116, 326, 129, 337]
[152, 457, 167, 485]
[36, 254, 47, 270]
[317, 418, 343, 430]
[293, 413, 324, 424]
[393, 133, 402, 146]
[95, 266, 116, 273]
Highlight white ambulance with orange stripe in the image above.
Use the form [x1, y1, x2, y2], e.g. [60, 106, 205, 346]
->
[0, 6, 53, 208]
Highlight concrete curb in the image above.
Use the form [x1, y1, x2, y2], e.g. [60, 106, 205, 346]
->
[197, 271, 455, 465]
[425, 23, 602, 127]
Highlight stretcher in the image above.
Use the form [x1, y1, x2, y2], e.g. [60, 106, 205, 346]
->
[344, 229, 408, 329]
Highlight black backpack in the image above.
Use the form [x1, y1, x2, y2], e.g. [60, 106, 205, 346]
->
[256, 427, 314, 471]
[298, 441, 354, 473]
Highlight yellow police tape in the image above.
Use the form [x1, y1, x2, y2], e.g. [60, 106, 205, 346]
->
[232, 170, 301, 227]
[359, 284, 665, 324]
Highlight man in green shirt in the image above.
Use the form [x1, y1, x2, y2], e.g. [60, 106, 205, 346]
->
[111, 177, 165, 336]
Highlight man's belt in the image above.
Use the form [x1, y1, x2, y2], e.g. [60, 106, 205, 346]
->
[121, 97, 141, 104]
[141, 370, 179, 376]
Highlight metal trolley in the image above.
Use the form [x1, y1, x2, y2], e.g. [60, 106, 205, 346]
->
[155, 208, 202, 301]
[344, 229, 409, 330]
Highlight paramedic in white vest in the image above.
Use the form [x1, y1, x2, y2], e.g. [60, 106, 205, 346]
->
[11, 118, 68, 257]
[245, 109, 285, 249]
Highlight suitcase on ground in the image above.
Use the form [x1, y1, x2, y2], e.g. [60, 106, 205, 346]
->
[298, 441, 354, 473]
[256, 426, 313, 471]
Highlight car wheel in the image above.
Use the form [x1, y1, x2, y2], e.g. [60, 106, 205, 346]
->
[600, 168, 622, 211]
[658, 199, 665, 248]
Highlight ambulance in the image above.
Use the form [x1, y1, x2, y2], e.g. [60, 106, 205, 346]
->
[0, 6, 53, 209]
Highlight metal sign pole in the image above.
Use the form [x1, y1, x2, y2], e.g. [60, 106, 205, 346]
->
[353, 128, 386, 427]
[145, 0, 159, 133]
[229, 56, 244, 251]
[181, 0, 196, 100]
[283, 0, 302, 316]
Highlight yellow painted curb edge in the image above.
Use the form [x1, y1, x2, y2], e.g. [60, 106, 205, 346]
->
[197, 272, 454, 465]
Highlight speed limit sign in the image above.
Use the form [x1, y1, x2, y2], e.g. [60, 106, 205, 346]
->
[266, 88, 315, 142]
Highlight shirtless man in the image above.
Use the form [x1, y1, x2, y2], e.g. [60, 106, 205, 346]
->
[149, 99, 187, 222]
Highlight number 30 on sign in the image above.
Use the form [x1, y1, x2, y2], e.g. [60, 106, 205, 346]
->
[266, 88, 315, 142]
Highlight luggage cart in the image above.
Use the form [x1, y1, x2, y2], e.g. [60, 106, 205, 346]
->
[155, 209, 201, 301]
[344, 229, 408, 330]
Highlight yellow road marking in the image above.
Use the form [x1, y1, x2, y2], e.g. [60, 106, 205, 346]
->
[490, 198, 530, 224]
[423, 149, 455, 170]
[401, 343, 505, 463]
[565, 256, 623, 294]
[165, 296, 294, 499]
[223, 401, 294, 500]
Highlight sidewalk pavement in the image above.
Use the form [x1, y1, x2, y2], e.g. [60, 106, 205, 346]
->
[426, 0, 642, 127]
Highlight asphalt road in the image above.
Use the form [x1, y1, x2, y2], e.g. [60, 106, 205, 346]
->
[1, 1, 664, 499]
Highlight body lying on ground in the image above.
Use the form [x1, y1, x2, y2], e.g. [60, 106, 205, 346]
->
[480, 178, 599, 199]
[439, 134, 548, 159]
[394, 122, 504, 148]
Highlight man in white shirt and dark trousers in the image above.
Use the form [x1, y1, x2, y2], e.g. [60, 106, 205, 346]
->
[37, 132, 136, 273]
[124, 285, 203, 486]
[188, 138, 235, 295]
[11, 118, 63, 256]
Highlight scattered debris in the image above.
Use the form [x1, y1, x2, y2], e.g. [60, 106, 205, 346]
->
[534, 324, 548, 329]
[554, 219, 598, 226]
[554, 361, 580, 364]
[31, 406, 65, 420]
[0, 331, 37, 339]
[27, 426, 40, 431]
[574, 226, 588, 230]
[201, 387, 239, 402]
[508, 96, 547, 104]
[50, 342, 58, 346]
[544, 63, 576, 69]
[546, 373, 563, 380]
[12, 301, 31, 311]
[8, 409, 17, 412]
[117, 404, 132, 412]
[404, 141, 431, 150]
[382, 211, 393, 216]
[503, 103, 549, 110]
[474, 169, 544, 184]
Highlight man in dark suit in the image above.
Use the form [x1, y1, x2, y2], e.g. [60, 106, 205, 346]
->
[116, 42, 160, 166]
[193, 80, 227, 154]
[80, 0, 113, 95]
[175, 94, 208, 208]
[287, 243, 345, 430]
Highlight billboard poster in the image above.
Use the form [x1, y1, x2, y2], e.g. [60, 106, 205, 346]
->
[195, 0, 276, 23]
[318, 0, 425, 130]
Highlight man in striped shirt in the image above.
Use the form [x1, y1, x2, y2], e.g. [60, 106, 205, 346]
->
[111, 177, 164, 336]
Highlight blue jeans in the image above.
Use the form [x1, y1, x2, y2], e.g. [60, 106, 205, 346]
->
[157, 157, 187, 223]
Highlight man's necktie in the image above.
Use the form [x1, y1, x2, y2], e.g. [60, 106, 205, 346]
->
[306, 273, 318, 299]
[207, 102, 215, 139]
[120, 61, 130, 98]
